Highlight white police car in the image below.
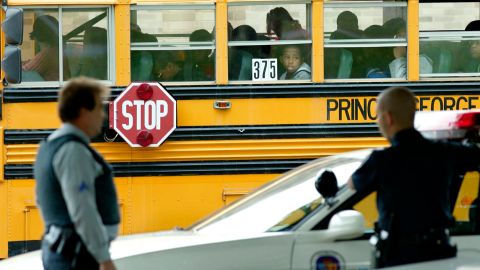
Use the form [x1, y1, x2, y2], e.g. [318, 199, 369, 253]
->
[1, 110, 480, 270]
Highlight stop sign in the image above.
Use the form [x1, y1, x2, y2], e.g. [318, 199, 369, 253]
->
[109, 82, 176, 147]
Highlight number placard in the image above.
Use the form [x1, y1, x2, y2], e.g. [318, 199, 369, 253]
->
[252, 58, 277, 81]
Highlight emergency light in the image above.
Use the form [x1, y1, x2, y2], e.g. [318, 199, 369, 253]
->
[415, 110, 480, 141]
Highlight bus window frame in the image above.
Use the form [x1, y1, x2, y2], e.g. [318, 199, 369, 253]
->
[418, 1, 480, 80]
[419, 31, 480, 79]
[226, 1, 313, 84]
[10, 5, 115, 88]
[323, 0, 408, 82]
[130, 3, 216, 85]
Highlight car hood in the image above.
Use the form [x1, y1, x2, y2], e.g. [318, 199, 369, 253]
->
[0, 230, 282, 269]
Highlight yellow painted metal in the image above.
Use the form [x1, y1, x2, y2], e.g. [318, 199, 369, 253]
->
[311, 0, 323, 83]
[7, 0, 116, 5]
[4, 103, 61, 129]
[6, 174, 273, 242]
[0, 181, 6, 258]
[115, 4, 131, 86]
[407, 0, 419, 81]
[0, 9, 4, 85]
[215, 0, 228, 84]
[453, 172, 479, 221]
[127, 174, 274, 232]
[7, 95, 480, 130]
[354, 192, 377, 230]
[5, 137, 387, 164]
[6, 178, 129, 241]
[0, 10, 5, 258]
[0, 128, 5, 255]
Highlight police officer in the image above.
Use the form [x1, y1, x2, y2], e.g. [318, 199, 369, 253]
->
[348, 86, 480, 268]
[34, 77, 120, 270]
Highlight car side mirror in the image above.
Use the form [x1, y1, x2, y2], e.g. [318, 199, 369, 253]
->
[327, 210, 365, 241]
[315, 170, 339, 199]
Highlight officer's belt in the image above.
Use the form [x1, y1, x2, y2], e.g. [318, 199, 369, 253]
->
[394, 228, 450, 246]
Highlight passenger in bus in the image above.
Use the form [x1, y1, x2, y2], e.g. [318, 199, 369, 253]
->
[363, 25, 391, 78]
[229, 25, 256, 80]
[458, 20, 480, 73]
[326, 11, 364, 78]
[153, 51, 184, 82]
[279, 44, 311, 80]
[78, 27, 108, 80]
[266, 7, 304, 40]
[183, 29, 214, 81]
[385, 18, 433, 78]
[22, 15, 69, 81]
[330, 11, 363, 40]
[131, 26, 158, 81]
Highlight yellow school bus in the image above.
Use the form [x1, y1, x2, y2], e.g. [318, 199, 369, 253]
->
[1, 0, 480, 258]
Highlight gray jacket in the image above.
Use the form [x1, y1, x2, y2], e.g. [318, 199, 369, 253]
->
[280, 62, 311, 80]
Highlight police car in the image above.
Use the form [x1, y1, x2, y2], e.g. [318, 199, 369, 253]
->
[1, 110, 480, 270]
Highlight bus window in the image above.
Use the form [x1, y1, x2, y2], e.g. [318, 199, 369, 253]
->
[419, 2, 480, 78]
[63, 8, 110, 81]
[130, 5, 215, 83]
[21, 10, 60, 82]
[19, 7, 112, 85]
[228, 3, 311, 82]
[324, 0, 407, 80]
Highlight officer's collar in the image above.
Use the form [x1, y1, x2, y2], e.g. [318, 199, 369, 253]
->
[391, 128, 422, 146]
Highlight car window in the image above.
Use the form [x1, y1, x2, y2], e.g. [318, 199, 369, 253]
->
[452, 171, 480, 235]
[191, 152, 368, 234]
[268, 161, 362, 232]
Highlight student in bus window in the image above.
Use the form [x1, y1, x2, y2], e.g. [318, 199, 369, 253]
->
[266, 7, 303, 40]
[279, 44, 311, 80]
[78, 27, 108, 80]
[459, 20, 480, 73]
[183, 29, 214, 81]
[363, 25, 391, 78]
[327, 11, 364, 78]
[22, 15, 69, 81]
[229, 25, 256, 81]
[153, 51, 184, 82]
[330, 11, 363, 40]
[385, 18, 433, 78]
[131, 26, 158, 81]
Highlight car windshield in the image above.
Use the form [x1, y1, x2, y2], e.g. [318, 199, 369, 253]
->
[191, 150, 370, 234]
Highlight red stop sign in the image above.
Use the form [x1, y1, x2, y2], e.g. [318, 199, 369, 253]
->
[109, 82, 176, 147]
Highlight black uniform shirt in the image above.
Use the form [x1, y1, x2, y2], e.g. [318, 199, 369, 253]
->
[352, 128, 480, 235]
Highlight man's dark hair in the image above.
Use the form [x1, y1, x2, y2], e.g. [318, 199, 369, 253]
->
[189, 29, 212, 42]
[337, 11, 358, 31]
[383, 17, 406, 37]
[58, 77, 109, 122]
[30, 15, 59, 46]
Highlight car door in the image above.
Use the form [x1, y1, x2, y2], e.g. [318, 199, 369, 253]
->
[291, 231, 371, 270]
[290, 193, 376, 270]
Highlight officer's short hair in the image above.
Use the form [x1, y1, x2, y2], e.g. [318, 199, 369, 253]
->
[58, 77, 110, 122]
[378, 86, 416, 127]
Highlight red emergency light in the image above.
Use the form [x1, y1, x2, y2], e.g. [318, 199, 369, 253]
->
[415, 110, 480, 140]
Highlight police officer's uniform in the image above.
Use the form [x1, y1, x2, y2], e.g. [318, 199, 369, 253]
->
[352, 128, 480, 267]
[34, 124, 120, 269]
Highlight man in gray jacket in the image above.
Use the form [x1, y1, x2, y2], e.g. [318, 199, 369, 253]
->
[35, 77, 119, 270]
